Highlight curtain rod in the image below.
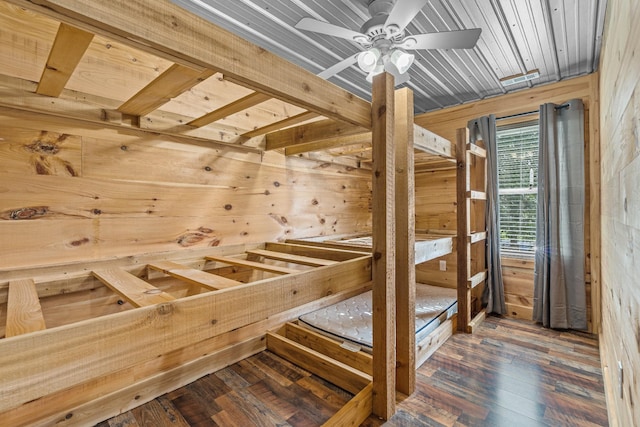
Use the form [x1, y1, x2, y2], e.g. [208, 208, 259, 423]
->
[496, 110, 538, 121]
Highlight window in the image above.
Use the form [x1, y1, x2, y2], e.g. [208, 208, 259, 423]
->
[496, 120, 539, 258]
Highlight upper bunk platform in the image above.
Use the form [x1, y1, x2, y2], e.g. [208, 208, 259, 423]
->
[288, 232, 454, 265]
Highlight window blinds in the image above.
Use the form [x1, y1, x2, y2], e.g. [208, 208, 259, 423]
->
[496, 120, 539, 258]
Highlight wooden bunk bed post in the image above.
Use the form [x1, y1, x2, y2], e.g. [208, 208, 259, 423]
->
[456, 127, 472, 332]
[371, 72, 396, 419]
[394, 88, 416, 396]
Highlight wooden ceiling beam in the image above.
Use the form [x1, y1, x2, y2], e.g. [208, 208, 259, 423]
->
[188, 91, 271, 128]
[36, 23, 94, 97]
[265, 119, 368, 151]
[8, 0, 372, 128]
[242, 111, 319, 138]
[118, 64, 216, 116]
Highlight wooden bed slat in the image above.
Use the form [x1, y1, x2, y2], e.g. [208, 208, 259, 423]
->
[118, 64, 216, 116]
[205, 255, 300, 275]
[147, 261, 242, 290]
[92, 269, 175, 307]
[36, 23, 94, 97]
[188, 92, 271, 127]
[284, 322, 373, 375]
[241, 111, 319, 138]
[266, 332, 372, 395]
[247, 249, 338, 267]
[6, 279, 46, 338]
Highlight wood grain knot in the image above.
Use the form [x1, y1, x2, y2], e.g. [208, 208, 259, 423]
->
[6, 206, 48, 220]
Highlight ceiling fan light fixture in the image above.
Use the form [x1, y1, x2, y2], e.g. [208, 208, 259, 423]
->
[388, 49, 415, 74]
[353, 34, 369, 44]
[357, 48, 381, 72]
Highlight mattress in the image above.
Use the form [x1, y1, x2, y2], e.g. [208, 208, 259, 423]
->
[298, 283, 457, 353]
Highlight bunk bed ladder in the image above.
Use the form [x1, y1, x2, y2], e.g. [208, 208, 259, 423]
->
[456, 128, 488, 333]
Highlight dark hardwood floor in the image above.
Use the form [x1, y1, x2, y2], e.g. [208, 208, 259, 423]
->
[97, 316, 608, 426]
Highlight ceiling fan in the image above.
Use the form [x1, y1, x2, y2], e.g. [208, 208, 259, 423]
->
[296, 0, 481, 85]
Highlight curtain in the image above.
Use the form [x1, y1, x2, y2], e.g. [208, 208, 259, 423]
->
[468, 116, 506, 315]
[533, 100, 587, 330]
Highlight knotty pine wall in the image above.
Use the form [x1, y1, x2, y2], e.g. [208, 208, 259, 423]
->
[0, 112, 371, 269]
[598, 0, 640, 424]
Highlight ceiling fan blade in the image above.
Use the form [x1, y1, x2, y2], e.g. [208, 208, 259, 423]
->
[317, 54, 359, 79]
[384, 0, 430, 34]
[296, 17, 368, 42]
[400, 28, 482, 50]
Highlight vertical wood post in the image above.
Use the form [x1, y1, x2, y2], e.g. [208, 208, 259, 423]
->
[371, 72, 396, 419]
[588, 73, 601, 334]
[456, 127, 471, 332]
[394, 88, 415, 395]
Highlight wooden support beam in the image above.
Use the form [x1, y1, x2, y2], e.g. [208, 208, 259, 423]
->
[36, 23, 94, 97]
[456, 128, 471, 332]
[118, 64, 216, 116]
[92, 269, 175, 307]
[414, 237, 454, 265]
[283, 322, 372, 375]
[370, 72, 396, 419]
[394, 87, 416, 396]
[284, 132, 372, 156]
[266, 332, 372, 395]
[8, 0, 372, 128]
[6, 279, 46, 338]
[322, 383, 373, 427]
[468, 190, 487, 200]
[413, 124, 455, 158]
[241, 111, 319, 138]
[147, 261, 242, 290]
[265, 119, 368, 151]
[246, 249, 338, 267]
[205, 255, 300, 275]
[188, 92, 271, 128]
[469, 231, 488, 244]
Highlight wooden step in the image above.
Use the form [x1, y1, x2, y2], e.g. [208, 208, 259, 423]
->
[467, 309, 487, 333]
[246, 249, 337, 267]
[205, 255, 301, 275]
[266, 332, 371, 395]
[468, 270, 488, 289]
[147, 261, 242, 290]
[93, 269, 175, 307]
[6, 278, 46, 338]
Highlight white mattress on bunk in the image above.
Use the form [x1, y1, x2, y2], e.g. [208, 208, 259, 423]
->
[298, 283, 457, 353]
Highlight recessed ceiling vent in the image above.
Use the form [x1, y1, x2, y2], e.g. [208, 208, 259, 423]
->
[500, 69, 540, 86]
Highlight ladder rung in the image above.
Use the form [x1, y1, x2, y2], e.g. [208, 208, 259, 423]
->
[469, 231, 487, 244]
[467, 191, 486, 200]
[467, 143, 487, 158]
[468, 270, 487, 289]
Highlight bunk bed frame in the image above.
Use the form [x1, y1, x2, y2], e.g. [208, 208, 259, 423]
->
[0, 0, 488, 424]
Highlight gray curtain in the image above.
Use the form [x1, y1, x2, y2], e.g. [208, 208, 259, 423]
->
[468, 116, 506, 315]
[533, 100, 587, 330]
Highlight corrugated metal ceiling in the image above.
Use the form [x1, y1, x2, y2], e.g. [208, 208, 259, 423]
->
[171, 0, 607, 114]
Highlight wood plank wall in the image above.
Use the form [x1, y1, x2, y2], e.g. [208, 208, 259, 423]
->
[0, 113, 371, 269]
[414, 75, 599, 329]
[0, 2, 372, 270]
[598, 0, 640, 424]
